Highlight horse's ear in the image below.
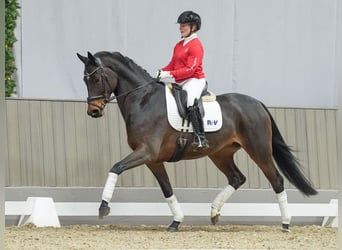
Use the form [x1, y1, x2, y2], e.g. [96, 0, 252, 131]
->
[87, 51, 97, 65]
[76, 53, 88, 64]
[87, 51, 103, 67]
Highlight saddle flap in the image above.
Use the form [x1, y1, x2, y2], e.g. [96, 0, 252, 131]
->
[170, 84, 188, 119]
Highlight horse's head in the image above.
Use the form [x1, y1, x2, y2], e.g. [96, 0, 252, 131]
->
[77, 52, 117, 118]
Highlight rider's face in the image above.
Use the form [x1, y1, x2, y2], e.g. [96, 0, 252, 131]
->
[179, 23, 192, 38]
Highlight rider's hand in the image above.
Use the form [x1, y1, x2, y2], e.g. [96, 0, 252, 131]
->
[157, 70, 175, 82]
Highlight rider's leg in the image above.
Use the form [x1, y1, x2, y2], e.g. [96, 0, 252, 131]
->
[181, 78, 206, 107]
[187, 99, 209, 151]
[180, 78, 209, 151]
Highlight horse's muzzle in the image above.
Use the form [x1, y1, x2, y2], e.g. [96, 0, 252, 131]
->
[87, 100, 105, 118]
[87, 108, 103, 118]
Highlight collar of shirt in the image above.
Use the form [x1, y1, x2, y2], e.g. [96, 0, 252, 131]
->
[182, 33, 198, 46]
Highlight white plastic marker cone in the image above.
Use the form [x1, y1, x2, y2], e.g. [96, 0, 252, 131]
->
[17, 197, 61, 227]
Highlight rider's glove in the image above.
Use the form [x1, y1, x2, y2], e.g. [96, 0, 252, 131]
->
[156, 70, 175, 83]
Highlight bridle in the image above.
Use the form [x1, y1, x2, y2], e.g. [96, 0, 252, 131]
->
[84, 65, 116, 110]
[84, 62, 153, 110]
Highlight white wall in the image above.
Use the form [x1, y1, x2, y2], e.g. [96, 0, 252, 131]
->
[335, 0, 342, 242]
[14, 0, 338, 108]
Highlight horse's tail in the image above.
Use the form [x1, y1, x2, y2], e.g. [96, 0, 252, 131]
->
[261, 103, 318, 196]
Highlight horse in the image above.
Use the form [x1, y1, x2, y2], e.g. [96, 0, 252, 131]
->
[76, 51, 317, 232]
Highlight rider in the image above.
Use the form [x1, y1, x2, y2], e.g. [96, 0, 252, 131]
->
[157, 10, 209, 151]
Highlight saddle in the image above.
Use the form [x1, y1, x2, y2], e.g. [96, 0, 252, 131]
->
[165, 83, 221, 162]
[168, 82, 216, 119]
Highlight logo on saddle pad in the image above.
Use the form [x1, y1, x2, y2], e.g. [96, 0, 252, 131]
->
[165, 86, 222, 132]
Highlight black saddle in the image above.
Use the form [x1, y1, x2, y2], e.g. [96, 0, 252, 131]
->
[170, 82, 210, 119]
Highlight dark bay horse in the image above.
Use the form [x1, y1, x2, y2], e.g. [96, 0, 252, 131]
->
[77, 51, 317, 232]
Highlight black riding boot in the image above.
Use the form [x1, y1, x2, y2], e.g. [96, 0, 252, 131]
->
[187, 100, 209, 151]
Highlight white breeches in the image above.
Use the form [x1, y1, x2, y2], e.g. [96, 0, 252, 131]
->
[178, 78, 206, 107]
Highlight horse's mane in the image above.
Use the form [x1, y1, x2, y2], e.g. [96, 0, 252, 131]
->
[95, 51, 154, 82]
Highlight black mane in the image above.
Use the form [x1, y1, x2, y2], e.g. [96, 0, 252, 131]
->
[95, 51, 154, 83]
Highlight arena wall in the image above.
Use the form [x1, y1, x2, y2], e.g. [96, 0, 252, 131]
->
[5, 99, 337, 190]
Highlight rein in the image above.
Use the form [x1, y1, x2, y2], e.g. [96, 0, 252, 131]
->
[84, 65, 152, 108]
[114, 81, 152, 100]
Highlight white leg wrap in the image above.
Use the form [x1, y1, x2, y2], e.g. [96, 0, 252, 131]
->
[101, 172, 118, 203]
[276, 190, 291, 225]
[211, 185, 236, 217]
[166, 195, 184, 222]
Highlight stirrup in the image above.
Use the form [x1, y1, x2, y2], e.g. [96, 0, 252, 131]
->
[192, 135, 209, 152]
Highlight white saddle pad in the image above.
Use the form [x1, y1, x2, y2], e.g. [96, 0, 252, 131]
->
[165, 86, 222, 132]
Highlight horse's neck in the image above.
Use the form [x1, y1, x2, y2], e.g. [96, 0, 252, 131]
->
[116, 80, 164, 118]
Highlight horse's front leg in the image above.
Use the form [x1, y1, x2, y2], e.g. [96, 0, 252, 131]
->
[99, 148, 151, 219]
[147, 162, 184, 232]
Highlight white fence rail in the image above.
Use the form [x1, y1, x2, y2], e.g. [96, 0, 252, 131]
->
[5, 198, 338, 228]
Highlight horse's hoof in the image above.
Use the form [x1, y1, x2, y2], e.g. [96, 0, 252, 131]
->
[211, 213, 220, 225]
[281, 223, 290, 232]
[99, 201, 110, 219]
[167, 226, 179, 232]
[167, 221, 180, 232]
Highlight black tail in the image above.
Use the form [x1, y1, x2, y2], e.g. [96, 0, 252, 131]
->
[261, 103, 318, 196]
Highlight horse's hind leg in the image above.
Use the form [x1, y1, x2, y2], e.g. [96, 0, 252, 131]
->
[253, 158, 291, 231]
[146, 162, 184, 232]
[209, 148, 246, 225]
[242, 134, 291, 231]
[262, 164, 291, 232]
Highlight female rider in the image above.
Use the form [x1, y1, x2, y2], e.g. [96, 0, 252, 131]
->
[157, 10, 209, 151]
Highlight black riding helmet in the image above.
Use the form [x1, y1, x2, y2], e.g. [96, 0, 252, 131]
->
[177, 11, 201, 31]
